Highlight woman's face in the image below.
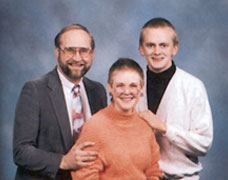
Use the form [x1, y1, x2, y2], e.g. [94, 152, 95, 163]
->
[108, 69, 143, 114]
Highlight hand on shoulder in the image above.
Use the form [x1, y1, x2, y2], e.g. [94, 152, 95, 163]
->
[138, 110, 167, 134]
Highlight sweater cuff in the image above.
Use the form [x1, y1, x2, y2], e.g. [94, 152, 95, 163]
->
[163, 124, 177, 143]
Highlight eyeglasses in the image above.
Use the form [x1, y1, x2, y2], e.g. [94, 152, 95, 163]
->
[58, 46, 92, 58]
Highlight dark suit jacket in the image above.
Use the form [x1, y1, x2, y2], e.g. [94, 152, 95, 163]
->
[13, 68, 107, 180]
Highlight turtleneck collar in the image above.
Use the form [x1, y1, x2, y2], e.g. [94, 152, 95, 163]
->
[147, 61, 176, 81]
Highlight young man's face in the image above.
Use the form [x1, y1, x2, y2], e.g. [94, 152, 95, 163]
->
[139, 27, 178, 73]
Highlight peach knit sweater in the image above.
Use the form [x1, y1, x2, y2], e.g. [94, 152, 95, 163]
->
[71, 103, 162, 180]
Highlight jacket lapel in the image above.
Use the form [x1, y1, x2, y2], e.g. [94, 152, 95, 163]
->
[47, 68, 73, 151]
[83, 78, 95, 114]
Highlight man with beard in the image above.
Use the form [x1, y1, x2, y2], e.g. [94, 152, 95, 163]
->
[13, 24, 107, 180]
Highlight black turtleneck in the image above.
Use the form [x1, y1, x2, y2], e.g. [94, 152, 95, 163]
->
[147, 61, 176, 113]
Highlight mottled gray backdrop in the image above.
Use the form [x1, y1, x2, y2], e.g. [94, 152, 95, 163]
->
[1, 0, 228, 179]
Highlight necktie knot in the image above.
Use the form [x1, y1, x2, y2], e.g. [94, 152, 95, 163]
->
[72, 84, 80, 97]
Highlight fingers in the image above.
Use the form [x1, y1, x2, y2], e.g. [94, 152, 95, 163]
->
[76, 150, 98, 163]
[73, 152, 97, 169]
[79, 154, 97, 162]
[138, 110, 151, 119]
[73, 141, 98, 169]
[77, 141, 95, 150]
[138, 111, 152, 124]
[77, 161, 95, 168]
[138, 110, 167, 133]
[76, 142, 98, 156]
[60, 141, 98, 170]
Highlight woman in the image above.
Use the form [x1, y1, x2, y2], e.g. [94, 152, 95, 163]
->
[71, 58, 162, 180]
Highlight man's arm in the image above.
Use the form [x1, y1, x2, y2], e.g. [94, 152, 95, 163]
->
[13, 82, 62, 179]
[139, 84, 213, 157]
[164, 85, 213, 156]
[13, 82, 98, 178]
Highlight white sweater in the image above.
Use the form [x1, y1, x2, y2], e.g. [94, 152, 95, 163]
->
[136, 67, 213, 179]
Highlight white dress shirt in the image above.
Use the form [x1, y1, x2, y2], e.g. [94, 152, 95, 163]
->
[57, 69, 92, 135]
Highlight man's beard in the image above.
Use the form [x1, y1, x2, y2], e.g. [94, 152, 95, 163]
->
[58, 58, 91, 81]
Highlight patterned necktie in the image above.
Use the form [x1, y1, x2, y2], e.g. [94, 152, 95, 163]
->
[72, 85, 84, 142]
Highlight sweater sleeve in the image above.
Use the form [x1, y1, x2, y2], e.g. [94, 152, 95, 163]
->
[165, 83, 213, 157]
[145, 131, 163, 180]
[71, 118, 105, 180]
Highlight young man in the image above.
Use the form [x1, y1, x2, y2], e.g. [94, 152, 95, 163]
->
[137, 17, 213, 180]
[13, 24, 107, 180]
